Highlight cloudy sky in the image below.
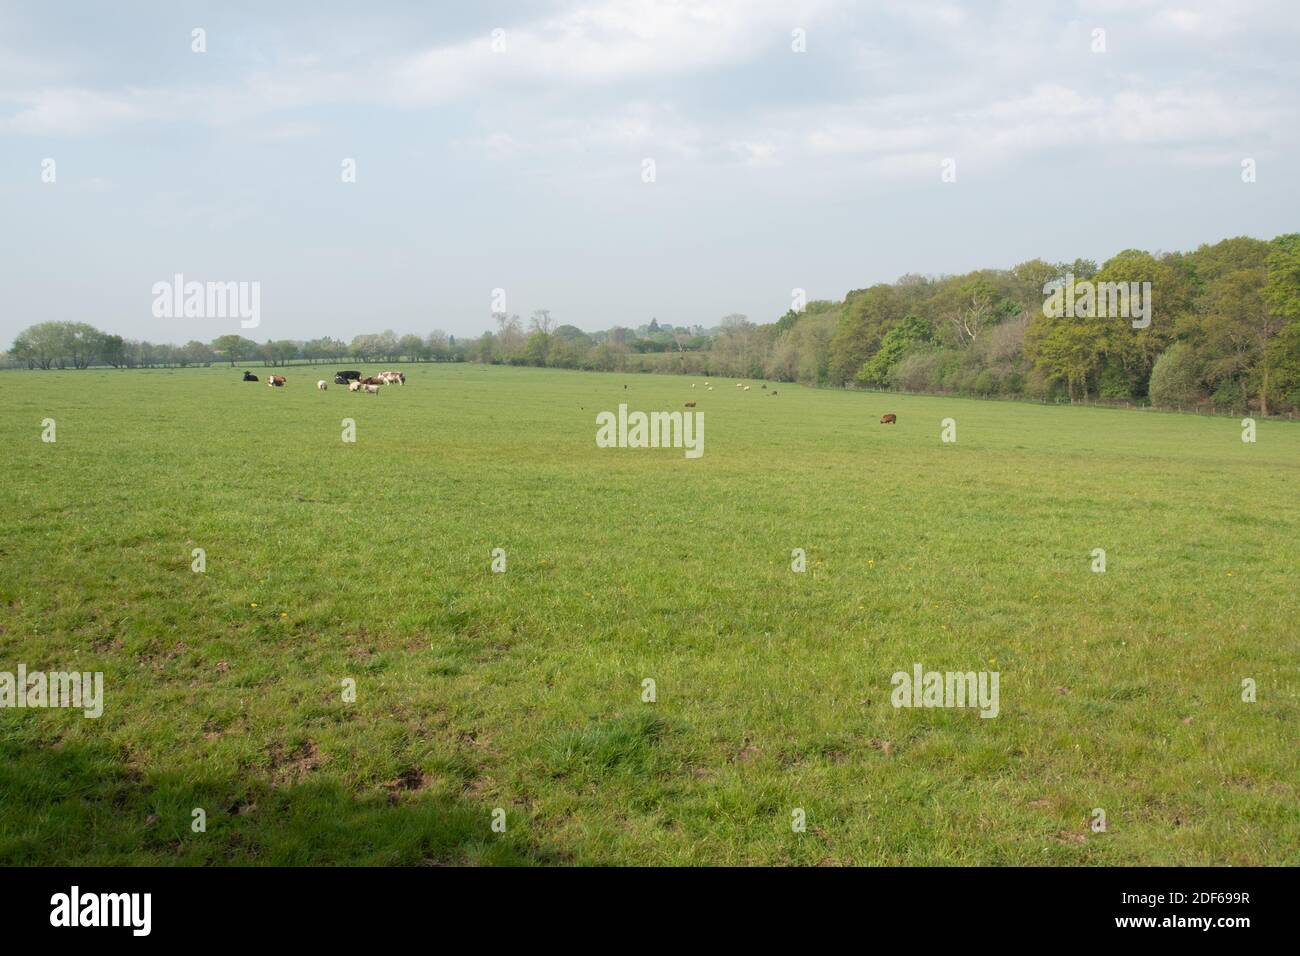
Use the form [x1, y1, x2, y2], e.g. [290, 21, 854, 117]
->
[2, 0, 1298, 344]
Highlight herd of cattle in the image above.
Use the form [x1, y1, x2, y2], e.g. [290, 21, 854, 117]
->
[242, 370, 898, 420]
[243, 369, 406, 394]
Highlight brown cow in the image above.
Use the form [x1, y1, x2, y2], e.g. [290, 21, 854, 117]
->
[360, 376, 384, 386]
[684, 401, 696, 408]
[880, 413, 896, 424]
[267, 375, 287, 387]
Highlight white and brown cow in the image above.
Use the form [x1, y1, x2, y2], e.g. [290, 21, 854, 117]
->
[267, 375, 287, 387]
[379, 371, 405, 385]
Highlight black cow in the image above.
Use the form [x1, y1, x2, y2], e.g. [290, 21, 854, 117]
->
[338, 370, 362, 381]
[242, 371, 258, 382]
[333, 374, 349, 385]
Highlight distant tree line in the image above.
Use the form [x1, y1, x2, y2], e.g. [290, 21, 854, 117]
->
[8, 233, 1300, 414]
[457, 234, 1300, 414]
[4, 327, 467, 370]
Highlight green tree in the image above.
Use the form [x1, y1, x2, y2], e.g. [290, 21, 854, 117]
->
[829, 285, 900, 385]
[1148, 342, 1204, 407]
[211, 334, 258, 366]
[857, 314, 933, 386]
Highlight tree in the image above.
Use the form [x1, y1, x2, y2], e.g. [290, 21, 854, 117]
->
[1025, 309, 1104, 401]
[1148, 343, 1204, 407]
[179, 340, 214, 367]
[858, 315, 933, 386]
[425, 330, 450, 361]
[211, 335, 258, 367]
[828, 285, 900, 384]
[529, 309, 556, 335]
[493, 313, 524, 360]
[399, 333, 425, 361]
[101, 334, 127, 368]
[11, 324, 61, 368]
[948, 295, 991, 348]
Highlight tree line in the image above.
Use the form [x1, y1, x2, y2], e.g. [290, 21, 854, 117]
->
[5, 328, 466, 370]
[8, 232, 1299, 414]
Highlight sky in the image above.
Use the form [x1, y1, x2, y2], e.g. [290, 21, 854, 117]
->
[1, 0, 1298, 345]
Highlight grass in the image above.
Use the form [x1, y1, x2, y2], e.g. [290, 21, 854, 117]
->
[0, 363, 1296, 865]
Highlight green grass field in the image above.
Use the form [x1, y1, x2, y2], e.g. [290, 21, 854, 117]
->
[1, 364, 1296, 865]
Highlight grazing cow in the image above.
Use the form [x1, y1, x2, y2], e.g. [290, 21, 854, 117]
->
[363, 384, 380, 395]
[360, 376, 384, 386]
[242, 371, 258, 382]
[338, 370, 362, 382]
[317, 380, 328, 391]
[685, 401, 696, 408]
[348, 380, 362, 392]
[267, 375, 286, 388]
[880, 413, 897, 424]
[379, 371, 405, 385]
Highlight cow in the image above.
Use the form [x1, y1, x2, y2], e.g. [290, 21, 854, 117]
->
[242, 371, 258, 382]
[360, 376, 384, 386]
[685, 401, 696, 408]
[379, 371, 405, 385]
[317, 380, 328, 391]
[363, 384, 380, 395]
[267, 375, 286, 388]
[348, 380, 362, 392]
[333, 374, 350, 386]
[880, 413, 897, 424]
[338, 370, 362, 382]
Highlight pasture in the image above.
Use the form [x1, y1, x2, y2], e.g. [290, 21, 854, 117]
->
[0, 364, 1296, 865]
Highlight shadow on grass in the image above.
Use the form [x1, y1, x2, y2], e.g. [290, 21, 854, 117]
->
[0, 737, 553, 866]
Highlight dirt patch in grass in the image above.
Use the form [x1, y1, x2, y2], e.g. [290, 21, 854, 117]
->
[269, 739, 323, 785]
[385, 767, 434, 802]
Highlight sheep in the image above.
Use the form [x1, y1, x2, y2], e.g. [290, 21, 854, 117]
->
[317, 380, 328, 391]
